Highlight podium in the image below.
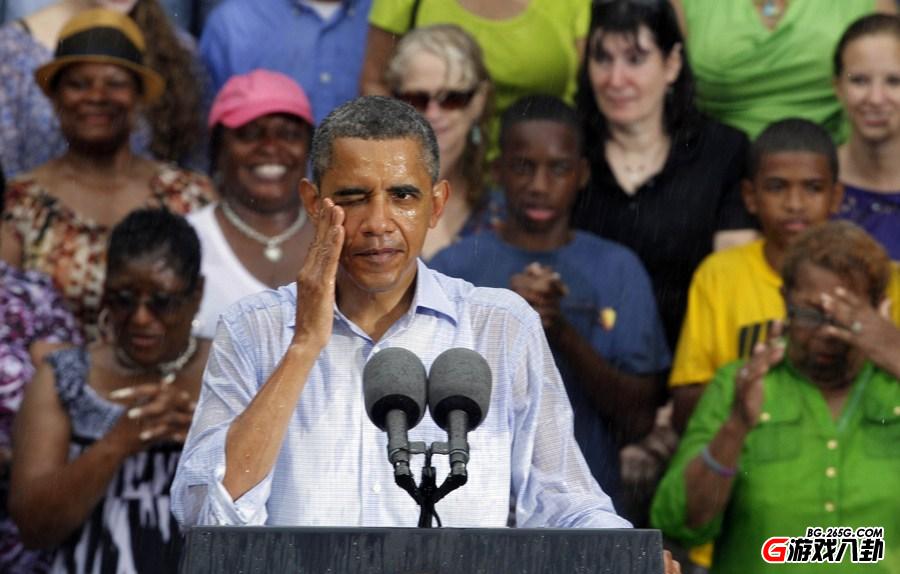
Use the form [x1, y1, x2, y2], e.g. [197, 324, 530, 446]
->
[180, 526, 664, 573]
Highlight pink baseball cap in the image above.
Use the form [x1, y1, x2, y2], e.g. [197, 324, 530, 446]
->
[208, 69, 314, 129]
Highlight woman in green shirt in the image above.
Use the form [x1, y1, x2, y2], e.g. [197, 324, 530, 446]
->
[652, 221, 900, 574]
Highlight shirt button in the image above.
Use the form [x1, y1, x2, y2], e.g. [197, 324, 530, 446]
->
[827, 439, 838, 450]
[824, 502, 836, 513]
[759, 412, 771, 423]
[825, 467, 837, 478]
[372, 482, 381, 493]
[320, 72, 332, 84]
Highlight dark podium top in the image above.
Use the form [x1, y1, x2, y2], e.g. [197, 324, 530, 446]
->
[180, 526, 663, 573]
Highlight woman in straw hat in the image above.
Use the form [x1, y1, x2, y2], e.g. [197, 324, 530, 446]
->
[0, 9, 214, 342]
[0, 0, 207, 177]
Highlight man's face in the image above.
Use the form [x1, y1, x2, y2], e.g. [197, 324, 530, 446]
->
[742, 152, 843, 252]
[306, 137, 447, 297]
[496, 120, 588, 234]
[786, 262, 868, 388]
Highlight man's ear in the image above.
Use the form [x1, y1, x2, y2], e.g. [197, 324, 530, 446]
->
[577, 157, 590, 190]
[741, 179, 758, 214]
[429, 179, 451, 228]
[829, 181, 845, 214]
[299, 179, 320, 220]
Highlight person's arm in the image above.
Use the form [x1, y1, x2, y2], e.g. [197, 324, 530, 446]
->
[359, 25, 397, 96]
[9, 359, 194, 548]
[682, 338, 783, 528]
[511, 262, 666, 443]
[0, 219, 23, 267]
[548, 322, 662, 443]
[508, 305, 631, 529]
[222, 199, 344, 500]
[821, 286, 900, 378]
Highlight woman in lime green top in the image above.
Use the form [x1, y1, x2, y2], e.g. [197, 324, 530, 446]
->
[360, 0, 589, 152]
[670, 0, 896, 140]
[651, 221, 900, 574]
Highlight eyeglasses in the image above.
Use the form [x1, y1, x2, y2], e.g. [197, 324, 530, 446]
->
[105, 289, 194, 319]
[392, 89, 477, 112]
[786, 305, 840, 330]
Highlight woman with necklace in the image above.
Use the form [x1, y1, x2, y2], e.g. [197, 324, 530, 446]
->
[834, 14, 900, 260]
[0, 9, 214, 343]
[669, 0, 896, 141]
[574, 0, 757, 353]
[9, 208, 210, 573]
[187, 69, 315, 340]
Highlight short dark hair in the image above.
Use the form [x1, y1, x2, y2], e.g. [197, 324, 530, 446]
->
[576, 0, 699, 156]
[834, 14, 900, 77]
[107, 208, 201, 289]
[748, 119, 838, 182]
[310, 96, 439, 185]
[500, 95, 583, 153]
[782, 221, 890, 306]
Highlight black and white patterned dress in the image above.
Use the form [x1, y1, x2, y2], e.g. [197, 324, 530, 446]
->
[48, 348, 183, 574]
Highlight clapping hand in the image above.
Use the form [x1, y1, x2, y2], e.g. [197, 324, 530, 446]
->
[509, 262, 568, 333]
[108, 383, 196, 454]
[732, 321, 785, 428]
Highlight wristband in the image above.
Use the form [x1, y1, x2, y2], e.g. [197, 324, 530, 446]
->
[701, 445, 737, 477]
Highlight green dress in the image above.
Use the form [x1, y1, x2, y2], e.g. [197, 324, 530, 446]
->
[682, 0, 875, 141]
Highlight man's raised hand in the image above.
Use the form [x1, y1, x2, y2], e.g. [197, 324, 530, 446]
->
[292, 198, 345, 350]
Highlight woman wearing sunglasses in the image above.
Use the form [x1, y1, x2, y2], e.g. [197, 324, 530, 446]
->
[385, 24, 497, 259]
[9, 208, 209, 574]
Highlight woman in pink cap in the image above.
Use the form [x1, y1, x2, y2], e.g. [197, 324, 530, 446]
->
[188, 69, 316, 339]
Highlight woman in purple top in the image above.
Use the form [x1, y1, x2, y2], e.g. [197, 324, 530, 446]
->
[834, 14, 900, 260]
[0, 167, 82, 573]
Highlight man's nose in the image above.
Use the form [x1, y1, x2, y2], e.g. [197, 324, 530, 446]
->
[360, 193, 392, 235]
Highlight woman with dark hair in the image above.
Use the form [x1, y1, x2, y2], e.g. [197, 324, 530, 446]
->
[833, 13, 900, 260]
[9, 208, 209, 574]
[573, 0, 757, 351]
[0, 9, 214, 342]
[0, 0, 207, 177]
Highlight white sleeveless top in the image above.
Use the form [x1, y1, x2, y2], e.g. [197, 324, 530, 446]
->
[187, 204, 269, 340]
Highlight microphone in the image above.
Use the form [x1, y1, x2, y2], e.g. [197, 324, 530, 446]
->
[427, 348, 492, 475]
[363, 347, 427, 477]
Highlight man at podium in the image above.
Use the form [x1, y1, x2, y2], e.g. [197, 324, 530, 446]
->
[171, 96, 631, 531]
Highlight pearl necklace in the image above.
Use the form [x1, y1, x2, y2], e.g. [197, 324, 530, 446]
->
[115, 337, 198, 385]
[220, 201, 306, 262]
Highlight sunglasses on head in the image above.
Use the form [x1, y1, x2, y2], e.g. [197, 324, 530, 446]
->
[105, 289, 193, 319]
[392, 88, 477, 112]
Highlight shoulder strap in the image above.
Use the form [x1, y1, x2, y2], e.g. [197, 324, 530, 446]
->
[408, 0, 422, 30]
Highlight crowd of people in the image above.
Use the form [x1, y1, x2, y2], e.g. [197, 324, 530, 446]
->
[1, 0, 899, 573]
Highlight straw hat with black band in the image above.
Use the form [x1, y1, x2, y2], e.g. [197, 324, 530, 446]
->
[34, 9, 165, 104]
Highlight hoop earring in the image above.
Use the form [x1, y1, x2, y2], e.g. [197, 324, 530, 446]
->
[97, 308, 114, 344]
[469, 125, 482, 146]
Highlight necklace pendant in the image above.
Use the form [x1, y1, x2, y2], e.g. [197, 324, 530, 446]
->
[763, 0, 780, 17]
[161, 372, 176, 386]
[264, 244, 283, 262]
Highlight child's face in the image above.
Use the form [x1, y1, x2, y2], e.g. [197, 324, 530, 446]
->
[495, 120, 588, 233]
[742, 151, 843, 251]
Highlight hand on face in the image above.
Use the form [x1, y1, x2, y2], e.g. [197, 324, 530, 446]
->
[292, 197, 345, 349]
[732, 321, 786, 428]
[108, 383, 195, 455]
[820, 286, 900, 370]
[509, 262, 569, 333]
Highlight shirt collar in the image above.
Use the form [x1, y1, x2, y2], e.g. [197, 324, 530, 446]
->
[288, 259, 457, 329]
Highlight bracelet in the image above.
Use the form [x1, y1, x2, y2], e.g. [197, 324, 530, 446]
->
[701, 445, 737, 477]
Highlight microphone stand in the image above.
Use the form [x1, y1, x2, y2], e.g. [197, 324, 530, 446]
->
[391, 438, 469, 528]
